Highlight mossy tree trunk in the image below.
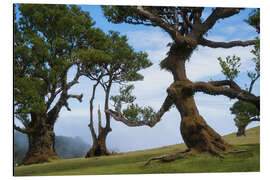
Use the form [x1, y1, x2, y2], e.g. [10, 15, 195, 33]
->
[22, 122, 57, 165]
[164, 46, 229, 155]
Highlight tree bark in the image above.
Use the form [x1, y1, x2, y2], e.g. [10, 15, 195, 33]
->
[165, 50, 230, 156]
[85, 83, 112, 158]
[236, 125, 247, 137]
[21, 123, 57, 165]
[85, 129, 110, 157]
[86, 107, 111, 157]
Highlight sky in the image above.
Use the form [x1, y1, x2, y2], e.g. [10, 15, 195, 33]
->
[41, 5, 261, 153]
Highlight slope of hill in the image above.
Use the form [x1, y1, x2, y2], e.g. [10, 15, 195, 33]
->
[14, 126, 260, 176]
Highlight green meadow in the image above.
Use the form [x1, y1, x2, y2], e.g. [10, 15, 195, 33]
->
[14, 126, 260, 176]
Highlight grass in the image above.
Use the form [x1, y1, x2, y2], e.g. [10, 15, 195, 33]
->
[14, 126, 260, 176]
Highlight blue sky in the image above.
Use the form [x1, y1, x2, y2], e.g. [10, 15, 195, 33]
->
[14, 5, 260, 152]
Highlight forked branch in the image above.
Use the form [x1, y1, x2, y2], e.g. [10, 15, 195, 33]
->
[131, 6, 181, 40]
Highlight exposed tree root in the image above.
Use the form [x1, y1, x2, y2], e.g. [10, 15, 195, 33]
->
[143, 148, 250, 167]
[226, 150, 249, 154]
[143, 149, 192, 167]
[144, 153, 184, 167]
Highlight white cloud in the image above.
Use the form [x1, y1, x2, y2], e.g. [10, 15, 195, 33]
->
[125, 29, 172, 51]
[60, 108, 89, 118]
[133, 65, 173, 97]
[187, 45, 254, 81]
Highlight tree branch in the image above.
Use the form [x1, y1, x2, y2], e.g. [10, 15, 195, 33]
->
[88, 81, 100, 142]
[198, 37, 256, 48]
[67, 94, 83, 102]
[14, 125, 32, 134]
[200, 8, 243, 35]
[132, 6, 179, 39]
[183, 81, 260, 110]
[208, 80, 241, 90]
[106, 95, 174, 127]
[249, 74, 260, 93]
[250, 116, 260, 122]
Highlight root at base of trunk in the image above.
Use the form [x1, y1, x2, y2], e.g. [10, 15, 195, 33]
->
[143, 148, 249, 167]
[85, 146, 110, 158]
[21, 150, 57, 165]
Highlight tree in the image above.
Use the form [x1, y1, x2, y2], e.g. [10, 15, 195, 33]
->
[14, 4, 105, 165]
[218, 43, 260, 136]
[102, 6, 259, 163]
[80, 31, 152, 157]
[14, 131, 90, 165]
[219, 9, 260, 136]
[230, 100, 259, 136]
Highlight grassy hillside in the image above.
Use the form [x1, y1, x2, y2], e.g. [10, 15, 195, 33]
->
[14, 126, 260, 176]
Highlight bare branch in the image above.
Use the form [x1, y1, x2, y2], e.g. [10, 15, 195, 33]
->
[88, 81, 100, 142]
[191, 7, 204, 24]
[67, 94, 83, 102]
[14, 125, 32, 134]
[183, 81, 260, 110]
[46, 64, 81, 111]
[250, 117, 260, 122]
[106, 95, 174, 127]
[200, 8, 243, 35]
[208, 80, 241, 90]
[64, 101, 71, 111]
[249, 74, 260, 93]
[198, 38, 256, 48]
[180, 11, 193, 30]
[132, 6, 179, 39]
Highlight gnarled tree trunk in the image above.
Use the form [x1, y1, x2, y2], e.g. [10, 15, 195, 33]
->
[22, 123, 57, 165]
[165, 48, 230, 156]
[85, 129, 110, 157]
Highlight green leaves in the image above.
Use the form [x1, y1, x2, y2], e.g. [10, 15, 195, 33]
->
[110, 85, 136, 105]
[111, 85, 155, 122]
[123, 104, 155, 122]
[230, 100, 259, 127]
[14, 4, 101, 127]
[218, 55, 241, 81]
[245, 9, 260, 33]
[81, 30, 152, 85]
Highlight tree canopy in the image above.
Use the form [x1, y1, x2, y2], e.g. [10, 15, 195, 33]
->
[14, 4, 107, 132]
[82, 30, 152, 157]
[13, 4, 115, 164]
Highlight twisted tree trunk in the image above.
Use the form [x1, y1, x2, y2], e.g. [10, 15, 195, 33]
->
[167, 80, 229, 155]
[165, 48, 229, 156]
